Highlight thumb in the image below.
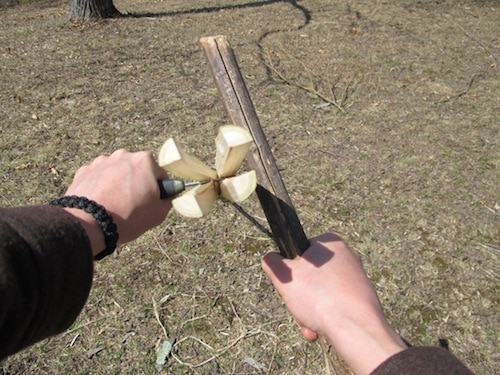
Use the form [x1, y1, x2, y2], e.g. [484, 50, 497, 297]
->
[261, 252, 292, 285]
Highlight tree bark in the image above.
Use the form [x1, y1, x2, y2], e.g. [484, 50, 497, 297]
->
[69, 0, 121, 21]
[0, 0, 19, 9]
[200, 36, 310, 259]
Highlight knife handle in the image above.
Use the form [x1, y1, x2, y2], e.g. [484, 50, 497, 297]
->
[158, 179, 186, 199]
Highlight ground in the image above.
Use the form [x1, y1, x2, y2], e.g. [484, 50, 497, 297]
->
[0, 0, 498, 374]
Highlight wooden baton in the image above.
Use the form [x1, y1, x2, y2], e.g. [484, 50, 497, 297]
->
[199, 35, 309, 258]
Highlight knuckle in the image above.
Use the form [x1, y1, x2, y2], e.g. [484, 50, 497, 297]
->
[112, 148, 129, 157]
[135, 150, 156, 165]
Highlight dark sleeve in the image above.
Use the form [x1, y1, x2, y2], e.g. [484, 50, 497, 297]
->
[0, 205, 94, 360]
[372, 346, 474, 374]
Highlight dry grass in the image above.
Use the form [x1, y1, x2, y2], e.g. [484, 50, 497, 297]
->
[0, 0, 498, 374]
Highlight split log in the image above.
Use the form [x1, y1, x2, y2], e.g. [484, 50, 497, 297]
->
[200, 35, 309, 258]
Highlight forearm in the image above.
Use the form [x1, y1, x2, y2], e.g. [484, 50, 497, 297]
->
[324, 317, 407, 375]
[372, 346, 474, 374]
[0, 150, 170, 360]
[0, 206, 94, 359]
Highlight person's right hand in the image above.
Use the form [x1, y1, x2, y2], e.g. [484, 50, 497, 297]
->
[262, 233, 408, 375]
[64, 149, 172, 255]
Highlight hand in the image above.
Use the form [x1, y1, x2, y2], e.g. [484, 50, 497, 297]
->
[262, 233, 407, 375]
[64, 149, 172, 255]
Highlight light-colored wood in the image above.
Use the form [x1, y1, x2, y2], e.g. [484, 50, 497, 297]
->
[159, 126, 256, 217]
[220, 170, 257, 203]
[171, 182, 218, 218]
[158, 138, 217, 180]
[215, 125, 253, 177]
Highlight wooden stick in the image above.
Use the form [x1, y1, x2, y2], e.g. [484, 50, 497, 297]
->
[200, 35, 309, 258]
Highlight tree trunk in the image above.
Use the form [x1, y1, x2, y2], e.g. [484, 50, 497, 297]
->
[69, 0, 121, 21]
[0, 0, 18, 9]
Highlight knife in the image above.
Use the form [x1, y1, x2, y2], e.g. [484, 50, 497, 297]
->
[158, 178, 224, 199]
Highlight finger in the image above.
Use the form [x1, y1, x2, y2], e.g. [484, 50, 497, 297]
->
[152, 159, 169, 180]
[261, 252, 292, 284]
[135, 151, 168, 180]
[261, 252, 284, 276]
[301, 326, 318, 342]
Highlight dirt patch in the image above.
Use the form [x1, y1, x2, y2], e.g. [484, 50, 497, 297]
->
[1, 0, 498, 374]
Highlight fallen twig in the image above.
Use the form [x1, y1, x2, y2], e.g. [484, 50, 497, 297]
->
[445, 14, 499, 64]
[437, 74, 480, 103]
[172, 328, 261, 368]
[264, 47, 347, 114]
[152, 297, 168, 339]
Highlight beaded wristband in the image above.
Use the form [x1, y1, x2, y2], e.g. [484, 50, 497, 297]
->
[50, 196, 119, 260]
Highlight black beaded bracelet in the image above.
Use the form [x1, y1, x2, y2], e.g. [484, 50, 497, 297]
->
[50, 196, 119, 260]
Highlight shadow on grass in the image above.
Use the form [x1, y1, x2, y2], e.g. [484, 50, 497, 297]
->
[126, 0, 311, 27]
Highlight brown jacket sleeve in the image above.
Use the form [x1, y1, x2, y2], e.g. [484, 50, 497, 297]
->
[0, 205, 94, 360]
[372, 346, 474, 374]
